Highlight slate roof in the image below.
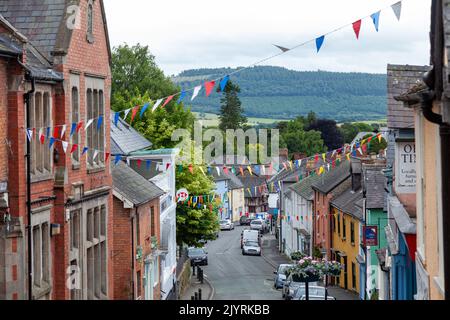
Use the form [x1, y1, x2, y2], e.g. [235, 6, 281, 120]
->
[210, 166, 230, 182]
[0, 32, 21, 55]
[311, 161, 351, 194]
[387, 64, 431, 129]
[330, 184, 364, 221]
[289, 173, 322, 201]
[112, 161, 164, 206]
[0, 0, 67, 61]
[110, 116, 152, 155]
[237, 175, 267, 198]
[363, 165, 387, 211]
[228, 171, 244, 190]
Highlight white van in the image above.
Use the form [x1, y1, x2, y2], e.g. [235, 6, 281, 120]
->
[241, 229, 260, 248]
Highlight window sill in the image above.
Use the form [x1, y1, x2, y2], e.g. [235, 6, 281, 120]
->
[31, 172, 53, 184]
[72, 163, 80, 170]
[87, 166, 105, 174]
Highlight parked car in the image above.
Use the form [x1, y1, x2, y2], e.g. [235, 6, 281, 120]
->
[292, 286, 336, 300]
[187, 247, 208, 266]
[239, 216, 251, 225]
[250, 219, 264, 232]
[273, 264, 294, 289]
[219, 219, 234, 230]
[282, 273, 318, 300]
[242, 240, 261, 256]
[241, 229, 260, 248]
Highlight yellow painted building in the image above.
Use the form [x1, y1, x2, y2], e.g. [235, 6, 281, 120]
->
[330, 187, 363, 295]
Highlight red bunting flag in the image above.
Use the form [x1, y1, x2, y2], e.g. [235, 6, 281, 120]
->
[166, 163, 171, 170]
[205, 81, 215, 97]
[240, 167, 244, 176]
[352, 20, 362, 39]
[223, 166, 228, 175]
[137, 159, 142, 168]
[162, 95, 174, 108]
[269, 163, 273, 175]
[314, 154, 319, 163]
[332, 160, 336, 168]
[131, 106, 139, 123]
[70, 144, 78, 154]
[362, 144, 368, 153]
[53, 126, 59, 138]
[105, 153, 110, 162]
[188, 164, 194, 174]
[76, 121, 83, 133]
[39, 129, 45, 144]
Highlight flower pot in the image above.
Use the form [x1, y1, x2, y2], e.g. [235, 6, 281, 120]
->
[292, 273, 321, 283]
[328, 269, 341, 277]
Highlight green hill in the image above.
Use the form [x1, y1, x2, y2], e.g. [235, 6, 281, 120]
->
[172, 66, 387, 122]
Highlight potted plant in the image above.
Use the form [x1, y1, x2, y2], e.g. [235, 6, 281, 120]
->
[287, 256, 322, 283]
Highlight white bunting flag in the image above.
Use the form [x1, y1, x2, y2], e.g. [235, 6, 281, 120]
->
[151, 99, 163, 112]
[61, 141, 69, 154]
[191, 85, 202, 101]
[391, 1, 401, 21]
[261, 165, 265, 175]
[38, 128, 44, 143]
[216, 166, 221, 176]
[85, 119, 94, 130]
[60, 125, 66, 139]
[26, 129, 33, 142]
[123, 108, 131, 119]
[93, 150, 99, 160]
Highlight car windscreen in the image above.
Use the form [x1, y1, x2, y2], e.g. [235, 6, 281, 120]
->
[251, 220, 262, 225]
[244, 241, 259, 247]
[219, 220, 228, 224]
[188, 248, 205, 255]
[294, 287, 325, 298]
[278, 265, 291, 274]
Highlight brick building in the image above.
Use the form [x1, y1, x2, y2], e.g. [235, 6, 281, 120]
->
[0, 0, 113, 300]
[112, 161, 164, 300]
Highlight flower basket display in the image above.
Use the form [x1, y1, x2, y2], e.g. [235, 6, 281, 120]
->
[290, 251, 306, 261]
[287, 256, 323, 283]
[322, 260, 343, 277]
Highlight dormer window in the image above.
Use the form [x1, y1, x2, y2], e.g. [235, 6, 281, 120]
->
[87, 0, 94, 43]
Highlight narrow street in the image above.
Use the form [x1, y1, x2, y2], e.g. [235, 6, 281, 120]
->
[203, 225, 283, 300]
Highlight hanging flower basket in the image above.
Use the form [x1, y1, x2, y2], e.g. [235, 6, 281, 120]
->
[287, 256, 323, 282]
[322, 260, 343, 277]
[291, 273, 321, 283]
[290, 251, 307, 261]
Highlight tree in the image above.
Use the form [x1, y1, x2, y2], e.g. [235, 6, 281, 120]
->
[176, 161, 219, 247]
[218, 80, 247, 131]
[111, 43, 195, 148]
[278, 118, 326, 156]
[307, 119, 344, 150]
[362, 134, 387, 155]
[340, 122, 374, 143]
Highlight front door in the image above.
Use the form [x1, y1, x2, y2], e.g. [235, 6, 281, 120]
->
[343, 256, 348, 290]
[144, 261, 154, 300]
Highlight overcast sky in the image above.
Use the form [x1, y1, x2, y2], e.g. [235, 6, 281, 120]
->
[104, 0, 431, 76]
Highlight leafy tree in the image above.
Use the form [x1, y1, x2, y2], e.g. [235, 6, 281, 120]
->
[176, 161, 219, 247]
[340, 122, 374, 143]
[307, 119, 344, 150]
[218, 80, 247, 131]
[278, 118, 326, 156]
[111, 43, 195, 148]
[362, 134, 387, 155]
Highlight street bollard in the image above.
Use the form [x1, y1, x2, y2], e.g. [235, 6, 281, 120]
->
[199, 268, 204, 284]
[192, 263, 196, 276]
[194, 292, 198, 300]
[191, 295, 195, 300]
[198, 288, 202, 300]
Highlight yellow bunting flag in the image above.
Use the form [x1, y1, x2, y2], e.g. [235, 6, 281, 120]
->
[319, 166, 325, 175]
[199, 167, 206, 176]
[377, 133, 382, 143]
[346, 153, 350, 161]
[322, 153, 326, 162]
[247, 166, 253, 176]
[289, 161, 293, 170]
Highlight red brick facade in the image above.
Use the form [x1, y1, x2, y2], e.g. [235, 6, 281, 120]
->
[0, 0, 113, 300]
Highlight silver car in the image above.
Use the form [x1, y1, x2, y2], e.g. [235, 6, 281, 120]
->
[219, 219, 234, 230]
[283, 273, 318, 300]
[273, 264, 294, 289]
[293, 286, 336, 300]
[250, 219, 264, 232]
[242, 240, 261, 256]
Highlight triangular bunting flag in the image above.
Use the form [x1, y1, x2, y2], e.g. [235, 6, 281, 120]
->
[39, 128, 45, 144]
[162, 95, 174, 108]
[188, 164, 194, 174]
[352, 20, 362, 39]
[316, 35, 325, 53]
[93, 150, 99, 160]
[49, 137, 55, 149]
[85, 119, 94, 130]
[70, 122, 77, 136]
[191, 85, 202, 101]
[391, 1, 402, 21]
[177, 91, 186, 104]
[114, 112, 120, 126]
[216, 166, 220, 176]
[114, 154, 122, 165]
[61, 141, 68, 154]
[105, 153, 110, 162]
[152, 99, 163, 112]
[53, 126, 59, 138]
[130, 107, 139, 123]
[220, 75, 229, 92]
[76, 121, 83, 133]
[204, 81, 215, 97]
[60, 125, 66, 139]
[82, 147, 88, 155]
[247, 166, 253, 176]
[139, 103, 150, 118]
[240, 167, 244, 176]
[123, 108, 131, 120]
[137, 159, 142, 168]
[70, 144, 78, 154]
[371, 11, 380, 32]
[146, 160, 152, 170]
[199, 167, 206, 176]
[97, 116, 103, 130]
[273, 44, 290, 52]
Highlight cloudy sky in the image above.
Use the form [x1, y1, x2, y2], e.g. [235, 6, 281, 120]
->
[104, 0, 431, 76]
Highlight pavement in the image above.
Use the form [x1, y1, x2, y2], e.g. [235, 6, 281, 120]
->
[180, 268, 214, 300]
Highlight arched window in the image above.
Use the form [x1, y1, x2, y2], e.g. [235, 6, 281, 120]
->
[87, 0, 94, 43]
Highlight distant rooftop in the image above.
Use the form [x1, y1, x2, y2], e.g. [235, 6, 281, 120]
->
[110, 116, 152, 155]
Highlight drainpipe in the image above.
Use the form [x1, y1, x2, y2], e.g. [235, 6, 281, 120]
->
[24, 72, 35, 301]
[131, 208, 136, 299]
